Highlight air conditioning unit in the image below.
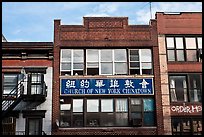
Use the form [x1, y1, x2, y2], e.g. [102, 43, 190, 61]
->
[132, 119, 142, 127]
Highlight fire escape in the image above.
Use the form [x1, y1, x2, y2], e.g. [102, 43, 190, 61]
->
[2, 72, 48, 135]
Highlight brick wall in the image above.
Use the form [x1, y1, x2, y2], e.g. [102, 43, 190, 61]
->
[52, 17, 163, 135]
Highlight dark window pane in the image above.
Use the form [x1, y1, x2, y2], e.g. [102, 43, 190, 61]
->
[87, 68, 99, 75]
[130, 62, 140, 68]
[100, 113, 114, 126]
[73, 70, 83, 75]
[130, 50, 139, 55]
[115, 113, 128, 126]
[142, 69, 152, 75]
[86, 113, 100, 127]
[167, 50, 175, 61]
[60, 111, 71, 127]
[130, 69, 140, 75]
[131, 112, 142, 119]
[131, 106, 142, 112]
[73, 113, 83, 127]
[144, 112, 155, 126]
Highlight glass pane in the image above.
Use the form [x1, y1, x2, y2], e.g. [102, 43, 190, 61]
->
[61, 49, 71, 62]
[86, 113, 100, 127]
[143, 99, 154, 111]
[186, 38, 197, 49]
[130, 49, 139, 55]
[166, 37, 174, 48]
[4, 74, 18, 83]
[32, 73, 41, 83]
[31, 85, 42, 94]
[61, 63, 71, 70]
[172, 119, 181, 132]
[142, 62, 152, 69]
[115, 113, 128, 126]
[186, 50, 197, 61]
[101, 99, 113, 112]
[115, 63, 127, 74]
[101, 63, 113, 75]
[197, 37, 202, 49]
[176, 50, 185, 61]
[101, 50, 112, 61]
[114, 49, 127, 61]
[87, 62, 99, 67]
[131, 112, 141, 119]
[28, 119, 40, 135]
[175, 37, 184, 49]
[73, 63, 83, 70]
[131, 98, 141, 105]
[167, 50, 175, 61]
[73, 99, 83, 112]
[130, 55, 139, 61]
[115, 99, 128, 112]
[144, 112, 155, 126]
[73, 113, 83, 127]
[87, 49, 99, 62]
[141, 49, 152, 62]
[3, 86, 16, 94]
[189, 75, 202, 102]
[87, 99, 99, 112]
[130, 62, 140, 68]
[60, 113, 71, 127]
[73, 50, 83, 62]
[170, 76, 187, 102]
[100, 113, 114, 126]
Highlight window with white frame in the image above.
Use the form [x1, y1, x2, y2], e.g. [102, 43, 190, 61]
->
[166, 36, 202, 62]
[60, 49, 153, 76]
[60, 49, 84, 75]
[129, 49, 152, 75]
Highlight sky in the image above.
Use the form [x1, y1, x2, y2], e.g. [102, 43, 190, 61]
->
[2, 2, 202, 42]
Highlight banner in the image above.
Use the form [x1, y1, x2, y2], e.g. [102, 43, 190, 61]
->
[61, 78, 153, 95]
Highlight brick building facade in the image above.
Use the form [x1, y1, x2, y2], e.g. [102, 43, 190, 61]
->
[52, 17, 164, 135]
[156, 12, 202, 135]
[2, 42, 53, 135]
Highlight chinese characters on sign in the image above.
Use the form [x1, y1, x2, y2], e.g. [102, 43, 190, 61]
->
[61, 78, 153, 95]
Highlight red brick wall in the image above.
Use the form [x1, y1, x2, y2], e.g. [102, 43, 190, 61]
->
[52, 18, 163, 135]
[2, 60, 52, 68]
[168, 63, 202, 73]
[156, 12, 202, 34]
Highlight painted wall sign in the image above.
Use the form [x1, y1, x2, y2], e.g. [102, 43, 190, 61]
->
[61, 78, 153, 95]
[171, 103, 202, 115]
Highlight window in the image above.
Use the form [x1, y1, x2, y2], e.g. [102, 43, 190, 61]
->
[60, 97, 155, 128]
[61, 49, 84, 75]
[3, 74, 20, 95]
[169, 74, 202, 102]
[28, 73, 44, 95]
[129, 49, 152, 75]
[166, 36, 202, 62]
[61, 49, 153, 76]
[26, 118, 42, 135]
[130, 98, 155, 127]
[172, 117, 202, 135]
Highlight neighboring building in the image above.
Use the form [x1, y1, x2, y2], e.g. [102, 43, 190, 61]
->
[2, 34, 7, 42]
[156, 12, 202, 135]
[2, 42, 53, 135]
[52, 17, 164, 135]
